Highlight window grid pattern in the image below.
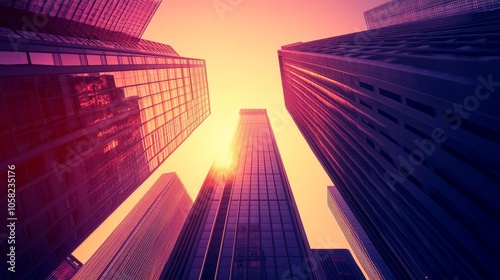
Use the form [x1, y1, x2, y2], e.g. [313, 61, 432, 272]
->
[163, 110, 315, 280]
[45, 255, 82, 280]
[327, 186, 394, 280]
[0, 59, 209, 279]
[364, 0, 500, 29]
[71, 174, 192, 280]
[217, 113, 305, 280]
[0, 0, 162, 40]
[0, 50, 199, 66]
[279, 10, 500, 280]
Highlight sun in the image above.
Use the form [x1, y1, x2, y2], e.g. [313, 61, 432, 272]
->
[214, 148, 234, 170]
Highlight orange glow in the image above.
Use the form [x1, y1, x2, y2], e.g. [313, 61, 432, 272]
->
[72, 1, 389, 278]
[214, 148, 234, 170]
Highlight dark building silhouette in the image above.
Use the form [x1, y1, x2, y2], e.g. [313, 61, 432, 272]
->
[161, 109, 320, 280]
[312, 249, 365, 280]
[0, 1, 210, 279]
[364, 0, 500, 29]
[327, 186, 394, 280]
[279, 9, 500, 279]
[73, 173, 192, 279]
[45, 255, 82, 280]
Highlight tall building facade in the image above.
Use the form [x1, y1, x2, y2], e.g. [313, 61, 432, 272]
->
[72, 173, 192, 279]
[161, 109, 319, 280]
[279, 10, 500, 279]
[312, 249, 365, 280]
[0, 0, 162, 42]
[327, 186, 394, 280]
[0, 1, 210, 279]
[364, 0, 500, 29]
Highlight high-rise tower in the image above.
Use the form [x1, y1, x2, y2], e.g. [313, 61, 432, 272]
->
[0, 1, 210, 278]
[364, 0, 500, 29]
[161, 109, 319, 279]
[72, 173, 192, 279]
[327, 186, 394, 280]
[279, 9, 500, 279]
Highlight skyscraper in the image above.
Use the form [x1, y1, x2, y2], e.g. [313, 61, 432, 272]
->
[0, 0, 163, 43]
[161, 109, 319, 280]
[279, 9, 500, 279]
[364, 0, 500, 29]
[72, 173, 192, 279]
[0, 1, 210, 279]
[312, 249, 365, 280]
[327, 186, 394, 280]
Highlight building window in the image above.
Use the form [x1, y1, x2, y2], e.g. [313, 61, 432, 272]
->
[359, 99, 373, 109]
[133, 56, 145, 64]
[106, 55, 119, 65]
[359, 81, 374, 91]
[119, 56, 131, 65]
[379, 149, 394, 165]
[86, 54, 102, 65]
[379, 88, 401, 102]
[377, 108, 399, 123]
[361, 118, 375, 129]
[404, 123, 428, 139]
[380, 131, 398, 145]
[30, 52, 55, 65]
[60, 54, 81, 66]
[406, 98, 435, 116]
[456, 117, 499, 143]
[0, 51, 28, 65]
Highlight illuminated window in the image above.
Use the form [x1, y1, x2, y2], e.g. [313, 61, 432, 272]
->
[119, 56, 131, 65]
[0, 51, 28, 65]
[60, 54, 81, 66]
[103, 140, 118, 153]
[87, 55, 102, 65]
[30, 52, 55, 65]
[106, 55, 119, 65]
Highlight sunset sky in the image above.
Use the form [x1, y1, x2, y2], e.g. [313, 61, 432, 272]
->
[73, 0, 387, 274]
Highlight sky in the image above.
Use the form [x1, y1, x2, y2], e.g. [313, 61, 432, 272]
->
[73, 0, 387, 275]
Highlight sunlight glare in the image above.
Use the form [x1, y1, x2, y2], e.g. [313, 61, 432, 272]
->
[214, 147, 234, 169]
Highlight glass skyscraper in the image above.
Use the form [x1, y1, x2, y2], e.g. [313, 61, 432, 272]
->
[0, 0, 162, 42]
[279, 9, 500, 279]
[364, 0, 500, 29]
[160, 109, 363, 279]
[72, 173, 192, 279]
[161, 109, 319, 280]
[327, 186, 394, 280]
[0, 1, 210, 279]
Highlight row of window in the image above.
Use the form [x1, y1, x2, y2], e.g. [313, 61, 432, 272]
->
[359, 80, 436, 117]
[0, 50, 204, 66]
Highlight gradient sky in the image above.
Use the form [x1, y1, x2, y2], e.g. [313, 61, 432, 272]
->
[73, 0, 387, 275]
